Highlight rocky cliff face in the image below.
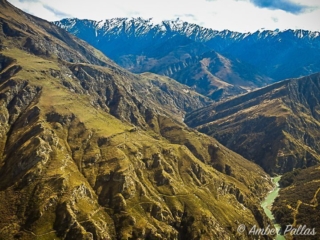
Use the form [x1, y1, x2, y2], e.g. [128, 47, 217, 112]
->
[0, 1, 273, 239]
[186, 73, 320, 174]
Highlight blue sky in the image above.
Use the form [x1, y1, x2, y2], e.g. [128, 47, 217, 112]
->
[7, 0, 320, 32]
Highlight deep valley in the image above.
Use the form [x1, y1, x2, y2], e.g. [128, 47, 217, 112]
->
[1, 0, 320, 239]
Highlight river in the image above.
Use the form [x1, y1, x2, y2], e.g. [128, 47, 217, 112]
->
[261, 176, 285, 240]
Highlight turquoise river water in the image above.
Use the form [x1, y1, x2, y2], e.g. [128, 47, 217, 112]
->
[261, 176, 285, 240]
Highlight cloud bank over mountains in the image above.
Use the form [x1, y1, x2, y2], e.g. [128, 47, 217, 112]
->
[8, 0, 320, 32]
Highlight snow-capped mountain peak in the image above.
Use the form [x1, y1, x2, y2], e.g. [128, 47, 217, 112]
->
[55, 17, 320, 42]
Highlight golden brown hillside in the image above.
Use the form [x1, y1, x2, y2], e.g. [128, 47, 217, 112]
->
[0, 0, 273, 239]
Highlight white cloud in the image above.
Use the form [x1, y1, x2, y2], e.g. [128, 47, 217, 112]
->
[7, 0, 320, 32]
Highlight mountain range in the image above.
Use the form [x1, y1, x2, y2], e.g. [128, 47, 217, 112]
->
[0, 0, 274, 239]
[55, 17, 320, 100]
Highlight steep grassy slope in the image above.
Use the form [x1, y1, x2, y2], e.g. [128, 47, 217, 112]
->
[186, 74, 320, 174]
[0, 0, 212, 123]
[0, 1, 273, 239]
[272, 165, 320, 239]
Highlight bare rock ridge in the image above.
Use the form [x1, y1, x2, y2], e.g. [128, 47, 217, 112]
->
[185, 73, 320, 174]
[0, 0, 272, 239]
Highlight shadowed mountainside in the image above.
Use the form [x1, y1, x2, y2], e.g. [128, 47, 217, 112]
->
[186, 73, 320, 174]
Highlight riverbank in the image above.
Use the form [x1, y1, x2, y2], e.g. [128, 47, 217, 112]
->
[261, 176, 285, 240]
